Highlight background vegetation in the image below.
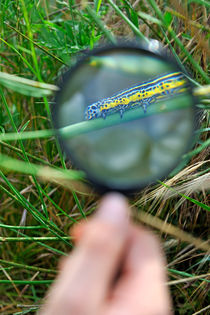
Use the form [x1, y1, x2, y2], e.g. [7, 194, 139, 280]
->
[0, 0, 209, 314]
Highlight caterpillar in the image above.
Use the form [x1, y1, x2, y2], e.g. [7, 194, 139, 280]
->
[85, 72, 187, 120]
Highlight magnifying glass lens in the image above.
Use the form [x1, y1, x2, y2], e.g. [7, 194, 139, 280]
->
[53, 46, 195, 192]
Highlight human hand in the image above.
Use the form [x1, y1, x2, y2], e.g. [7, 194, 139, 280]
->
[39, 193, 172, 315]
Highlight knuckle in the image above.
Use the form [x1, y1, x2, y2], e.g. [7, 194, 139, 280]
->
[84, 223, 120, 255]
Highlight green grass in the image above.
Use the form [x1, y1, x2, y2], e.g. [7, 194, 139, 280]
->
[0, 0, 209, 314]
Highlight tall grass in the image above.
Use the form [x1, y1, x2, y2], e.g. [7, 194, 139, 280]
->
[0, 0, 209, 314]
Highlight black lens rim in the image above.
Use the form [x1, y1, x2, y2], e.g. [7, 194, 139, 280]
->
[52, 40, 198, 194]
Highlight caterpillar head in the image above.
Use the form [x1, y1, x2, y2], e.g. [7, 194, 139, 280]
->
[85, 102, 101, 120]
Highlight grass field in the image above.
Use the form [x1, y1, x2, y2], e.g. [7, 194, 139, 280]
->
[0, 0, 209, 314]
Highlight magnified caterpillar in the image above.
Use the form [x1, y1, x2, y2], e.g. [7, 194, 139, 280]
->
[85, 72, 188, 120]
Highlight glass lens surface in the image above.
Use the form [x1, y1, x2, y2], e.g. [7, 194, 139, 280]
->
[54, 47, 195, 191]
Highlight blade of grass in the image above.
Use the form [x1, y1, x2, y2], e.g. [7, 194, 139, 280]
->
[192, 306, 210, 315]
[0, 38, 37, 76]
[188, 0, 210, 8]
[0, 229, 68, 255]
[0, 223, 44, 230]
[0, 154, 84, 181]
[194, 85, 210, 96]
[167, 273, 210, 285]
[0, 236, 71, 242]
[14, 307, 39, 315]
[0, 175, 74, 247]
[20, 0, 52, 117]
[107, 0, 149, 43]
[195, 127, 210, 134]
[5, 22, 67, 65]
[20, 0, 42, 82]
[0, 71, 59, 97]
[0, 140, 58, 167]
[40, 187, 78, 223]
[137, 11, 162, 25]
[72, 190, 86, 218]
[159, 27, 200, 86]
[0, 180, 85, 244]
[94, 0, 103, 13]
[158, 180, 210, 212]
[183, 138, 210, 159]
[137, 11, 201, 87]
[134, 210, 210, 252]
[165, 8, 210, 33]
[85, 5, 116, 44]
[0, 259, 57, 274]
[147, 0, 210, 84]
[137, 12, 162, 40]
[0, 87, 49, 218]
[0, 129, 54, 141]
[0, 280, 53, 284]
[168, 268, 210, 283]
[0, 216, 68, 256]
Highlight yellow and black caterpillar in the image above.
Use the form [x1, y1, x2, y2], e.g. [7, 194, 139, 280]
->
[85, 72, 187, 120]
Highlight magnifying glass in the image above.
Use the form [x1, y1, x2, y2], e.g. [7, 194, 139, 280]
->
[52, 40, 197, 194]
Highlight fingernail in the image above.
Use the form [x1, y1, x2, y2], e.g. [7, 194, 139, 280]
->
[95, 193, 129, 226]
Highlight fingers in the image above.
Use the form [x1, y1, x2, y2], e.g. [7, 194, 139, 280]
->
[102, 226, 172, 315]
[39, 193, 130, 315]
[39, 195, 172, 315]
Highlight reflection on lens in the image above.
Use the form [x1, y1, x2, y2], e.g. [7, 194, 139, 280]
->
[54, 45, 196, 192]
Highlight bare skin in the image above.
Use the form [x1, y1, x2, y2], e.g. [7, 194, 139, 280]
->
[39, 193, 173, 315]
